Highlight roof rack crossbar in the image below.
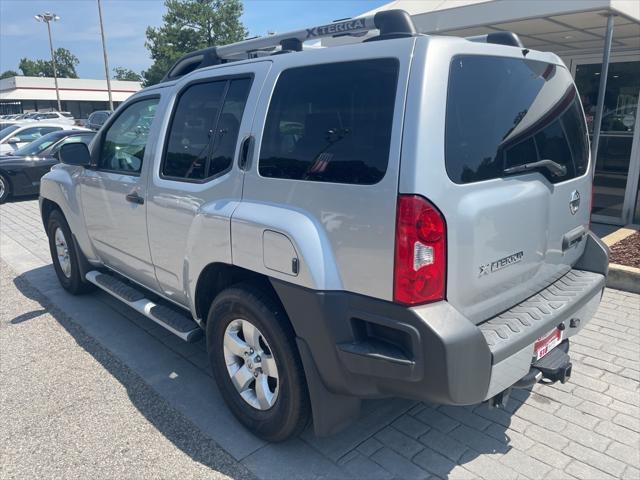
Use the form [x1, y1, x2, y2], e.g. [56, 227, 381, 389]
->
[162, 9, 416, 82]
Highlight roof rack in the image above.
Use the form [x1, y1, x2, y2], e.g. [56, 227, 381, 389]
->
[161, 9, 417, 82]
[466, 32, 524, 48]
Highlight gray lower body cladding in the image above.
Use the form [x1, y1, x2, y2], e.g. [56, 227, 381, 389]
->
[272, 279, 493, 407]
[271, 233, 608, 435]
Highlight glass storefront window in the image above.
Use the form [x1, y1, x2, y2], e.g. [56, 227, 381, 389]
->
[575, 60, 639, 222]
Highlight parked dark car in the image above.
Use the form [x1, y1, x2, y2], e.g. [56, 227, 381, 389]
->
[0, 130, 94, 203]
[85, 110, 112, 130]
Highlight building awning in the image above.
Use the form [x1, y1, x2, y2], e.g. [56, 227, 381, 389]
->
[361, 0, 639, 55]
[0, 76, 141, 103]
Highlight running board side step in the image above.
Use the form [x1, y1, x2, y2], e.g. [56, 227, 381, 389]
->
[85, 271, 202, 343]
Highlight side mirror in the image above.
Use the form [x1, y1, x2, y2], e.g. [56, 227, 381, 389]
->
[6, 137, 19, 144]
[59, 142, 91, 167]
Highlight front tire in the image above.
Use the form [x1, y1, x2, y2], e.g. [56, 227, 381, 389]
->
[46, 209, 93, 295]
[0, 174, 10, 204]
[207, 284, 310, 442]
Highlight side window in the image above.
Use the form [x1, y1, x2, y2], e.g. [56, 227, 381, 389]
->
[99, 98, 159, 174]
[162, 81, 226, 180]
[259, 59, 399, 185]
[14, 126, 60, 143]
[162, 77, 251, 181]
[209, 78, 252, 177]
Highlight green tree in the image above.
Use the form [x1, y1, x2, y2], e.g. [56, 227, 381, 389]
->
[143, 0, 247, 86]
[113, 66, 143, 82]
[0, 70, 19, 79]
[18, 48, 79, 78]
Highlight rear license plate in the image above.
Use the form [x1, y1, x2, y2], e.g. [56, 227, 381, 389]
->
[534, 328, 562, 360]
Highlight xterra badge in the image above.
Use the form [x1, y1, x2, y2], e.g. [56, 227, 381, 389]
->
[479, 251, 524, 277]
[306, 18, 365, 38]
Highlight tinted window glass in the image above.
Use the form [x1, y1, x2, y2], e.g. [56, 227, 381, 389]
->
[0, 125, 20, 138]
[259, 59, 399, 184]
[14, 126, 60, 143]
[14, 131, 68, 156]
[162, 81, 226, 180]
[100, 98, 158, 173]
[562, 100, 588, 177]
[208, 78, 252, 177]
[446, 55, 588, 184]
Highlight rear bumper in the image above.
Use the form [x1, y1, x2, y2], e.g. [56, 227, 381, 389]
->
[272, 231, 608, 432]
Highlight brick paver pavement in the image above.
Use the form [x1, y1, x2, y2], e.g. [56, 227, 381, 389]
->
[1, 197, 639, 479]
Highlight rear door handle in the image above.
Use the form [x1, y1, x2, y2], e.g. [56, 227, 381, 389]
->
[238, 135, 253, 171]
[125, 192, 144, 205]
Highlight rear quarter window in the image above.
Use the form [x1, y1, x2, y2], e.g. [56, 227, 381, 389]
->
[259, 58, 399, 185]
[445, 55, 588, 184]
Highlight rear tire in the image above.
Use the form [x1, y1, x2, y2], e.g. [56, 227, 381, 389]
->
[46, 209, 93, 295]
[0, 174, 10, 204]
[207, 283, 310, 442]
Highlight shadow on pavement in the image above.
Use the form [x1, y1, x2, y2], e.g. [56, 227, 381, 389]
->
[4, 194, 39, 204]
[12, 267, 254, 480]
[12, 264, 533, 479]
[10, 308, 47, 324]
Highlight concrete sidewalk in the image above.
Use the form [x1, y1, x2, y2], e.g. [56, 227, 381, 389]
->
[1, 198, 639, 479]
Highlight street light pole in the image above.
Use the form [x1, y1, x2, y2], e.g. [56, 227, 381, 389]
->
[34, 12, 61, 111]
[97, 0, 114, 111]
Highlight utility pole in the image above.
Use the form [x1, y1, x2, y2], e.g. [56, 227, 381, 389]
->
[34, 12, 61, 111]
[97, 0, 114, 110]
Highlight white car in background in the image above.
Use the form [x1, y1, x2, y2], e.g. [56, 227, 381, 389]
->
[24, 111, 76, 125]
[0, 123, 87, 155]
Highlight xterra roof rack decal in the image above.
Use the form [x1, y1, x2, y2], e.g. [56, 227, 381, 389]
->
[161, 9, 417, 82]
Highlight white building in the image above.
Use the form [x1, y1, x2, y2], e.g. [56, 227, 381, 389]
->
[329, 0, 639, 226]
[0, 76, 141, 119]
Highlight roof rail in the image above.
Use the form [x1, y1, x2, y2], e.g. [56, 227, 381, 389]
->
[466, 32, 524, 48]
[161, 9, 417, 82]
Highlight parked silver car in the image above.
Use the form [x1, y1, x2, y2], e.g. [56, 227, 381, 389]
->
[39, 10, 608, 442]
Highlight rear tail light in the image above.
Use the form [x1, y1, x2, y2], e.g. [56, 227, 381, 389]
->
[394, 195, 446, 305]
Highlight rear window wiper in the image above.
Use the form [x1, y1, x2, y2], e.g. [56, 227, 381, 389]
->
[504, 159, 567, 177]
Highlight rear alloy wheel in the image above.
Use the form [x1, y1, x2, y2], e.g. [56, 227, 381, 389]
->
[0, 174, 10, 204]
[207, 284, 310, 442]
[223, 319, 280, 410]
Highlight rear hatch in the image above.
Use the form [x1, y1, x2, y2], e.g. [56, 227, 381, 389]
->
[402, 41, 593, 323]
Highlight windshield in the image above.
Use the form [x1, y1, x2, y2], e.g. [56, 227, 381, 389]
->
[13, 131, 68, 156]
[0, 124, 20, 139]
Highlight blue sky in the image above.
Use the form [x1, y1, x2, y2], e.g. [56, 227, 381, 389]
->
[0, 0, 387, 79]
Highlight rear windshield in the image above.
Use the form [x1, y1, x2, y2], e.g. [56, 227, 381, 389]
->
[445, 55, 588, 184]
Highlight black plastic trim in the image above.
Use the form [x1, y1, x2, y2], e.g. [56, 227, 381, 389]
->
[574, 231, 610, 278]
[270, 279, 492, 407]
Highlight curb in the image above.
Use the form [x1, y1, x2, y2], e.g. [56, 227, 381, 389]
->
[607, 263, 640, 294]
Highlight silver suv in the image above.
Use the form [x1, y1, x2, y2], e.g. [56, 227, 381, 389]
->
[39, 10, 609, 441]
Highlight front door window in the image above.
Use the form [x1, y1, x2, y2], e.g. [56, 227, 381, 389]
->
[575, 60, 640, 222]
